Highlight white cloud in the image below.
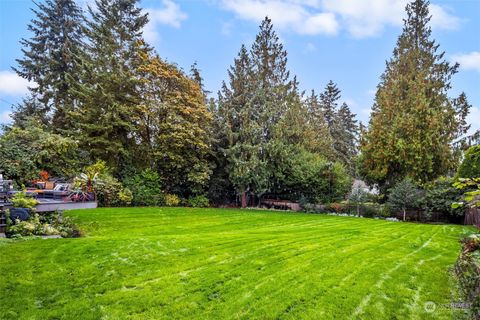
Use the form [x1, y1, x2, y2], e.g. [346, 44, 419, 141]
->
[144, 0, 187, 44]
[343, 98, 357, 108]
[304, 42, 317, 53]
[0, 111, 12, 124]
[322, 0, 404, 38]
[467, 106, 480, 135]
[221, 21, 234, 36]
[323, 0, 460, 38]
[429, 4, 461, 31]
[303, 13, 338, 35]
[451, 51, 480, 72]
[361, 107, 372, 116]
[0, 71, 31, 95]
[220, 0, 461, 38]
[221, 0, 339, 36]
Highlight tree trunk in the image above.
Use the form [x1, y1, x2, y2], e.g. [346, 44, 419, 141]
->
[357, 204, 360, 217]
[403, 208, 406, 221]
[241, 191, 247, 208]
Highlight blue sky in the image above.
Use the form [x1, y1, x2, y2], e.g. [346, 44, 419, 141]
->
[0, 0, 479, 132]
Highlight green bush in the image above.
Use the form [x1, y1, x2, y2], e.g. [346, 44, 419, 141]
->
[422, 177, 463, 218]
[299, 196, 322, 213]
[118, 188, 133, 205]
[454, 234, 480, 318]
[124, 169, 164, 206]
[187, 195, 209, 208]
[388, 178, 421, 221]
[6, 211, 79, 238]
[456, 145, 480, 179]
[360, 203, 377, 218]
[283, 149, 352, 203]
[95, 175, 132, 207]
[165, 194, 181, 207]
[11, 191, 38, 209]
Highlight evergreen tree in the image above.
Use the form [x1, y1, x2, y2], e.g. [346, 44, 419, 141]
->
[14, 0, 84, 130]
[319, 80, 341, 130]
[360, 0, 470, 191]
[304, 90, 335, 158]
[217, 18, 302, 207]
[250, 17, 295, 142]
[11, 94, 49, 128]
[317, 81, 358, 169]
[190, 62, 210, 98]
[73, 0, 149, 171]
[217, 44, 259, 207]
[250, 17, 301, 202]
[335, 102, 359, 173]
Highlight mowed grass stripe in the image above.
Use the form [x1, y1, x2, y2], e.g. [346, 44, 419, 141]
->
[0, 208, 472, 320]
[225, 227, 438, 318]
[0, 214, 452, 318]
[124, 220, 421, 299]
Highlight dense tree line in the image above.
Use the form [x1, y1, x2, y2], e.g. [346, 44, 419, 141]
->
[5, 0, 357, 206]
[1, 0, 475, 209]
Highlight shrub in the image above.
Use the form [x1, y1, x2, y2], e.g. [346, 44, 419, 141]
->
[282, 149, 352, 203]
[124, 169, 164, 206]
[165, 194, 181, 207]
[456, 145, 480, 179]
[327, 202, 344, 213]
[74, 160, 108, 193]
[422, 177, 463, 218]
[454, 234, 480, 318]
[348, 185, 369, 216]
[375, 203, 392, 218]
[388, 178, 422, 221]
[453, 178, 480, 210]
[6, 211, 79, 238]
[11, 191, 38, 209]
[118, 188, 133, 205]
[187, 195, 209, 208]
[95, 175, 132, 207]
[360, 203, 377, 218]
[74, 161, 132, 207]
[299, 196, 325, 213]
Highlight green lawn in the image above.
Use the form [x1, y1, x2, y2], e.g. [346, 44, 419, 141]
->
[0, 208, 472, 319]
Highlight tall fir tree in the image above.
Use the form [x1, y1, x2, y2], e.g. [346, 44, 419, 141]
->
[360, 0, 471, 191]
[190, 62, 210, 99]
[14, 0, 84, 131]
[304, 90, 335, 158]
[335, 102, 359, 174]
[217, 17, 304, 207]
[73, 0, 149, 171]
[317, 81, 358, 169]
[319, 80, 341, 130]
[11, 94, 48, 128]
[217, 44, 260, 207]
[250, 17, 295, 142]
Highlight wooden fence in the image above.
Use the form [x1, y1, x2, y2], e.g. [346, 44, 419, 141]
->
[464, 207, 480, 226]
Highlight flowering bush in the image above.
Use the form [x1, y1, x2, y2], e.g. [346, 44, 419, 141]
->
[165, 194, 181, 207]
